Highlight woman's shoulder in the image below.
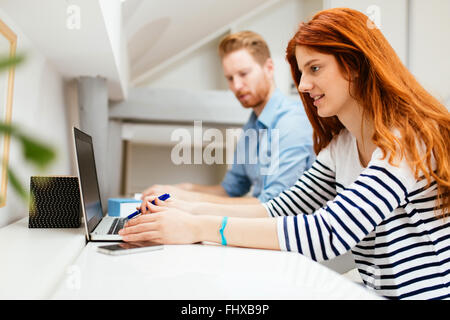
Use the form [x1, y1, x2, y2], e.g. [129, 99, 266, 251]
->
[367, 142, 430, 194]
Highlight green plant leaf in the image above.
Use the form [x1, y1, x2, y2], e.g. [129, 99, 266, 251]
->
[0, 54, 24, 71]
[0, 123, 56, 170]
[7, 168, 29, 202]
[0, 122, 15, 135]
[17, 134, 56, 170]
[0, 53, 59, 206]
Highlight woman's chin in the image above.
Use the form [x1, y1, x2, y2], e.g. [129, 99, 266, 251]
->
[317, 108, 333, 118]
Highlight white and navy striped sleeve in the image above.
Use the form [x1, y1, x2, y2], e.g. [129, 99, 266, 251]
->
[263, 141, 337, 216]
[267, 150, 417, 262]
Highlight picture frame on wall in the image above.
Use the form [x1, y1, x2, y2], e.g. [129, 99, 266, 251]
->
[0, 19, 17, 207]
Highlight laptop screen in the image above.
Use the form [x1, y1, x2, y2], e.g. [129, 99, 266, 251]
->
[73, 127, 103, 233]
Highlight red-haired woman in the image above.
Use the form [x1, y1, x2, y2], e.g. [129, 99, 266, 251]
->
[119, 8, 450, 300]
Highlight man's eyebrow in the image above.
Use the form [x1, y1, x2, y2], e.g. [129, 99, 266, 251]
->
[299, 58, 320, 72]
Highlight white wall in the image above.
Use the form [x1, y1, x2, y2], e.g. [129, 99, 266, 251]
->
[325, 0, 449, 108]
[235, 0, 321, 96]
[143, 0, 316, 95]
[409, 0, 450, 107]
[142, 35, 228, 90]
[125, 143, 228, 196]
[0, 9, 73, 228]
[143, 0, 449, 107]
[325, 0, 408, 65]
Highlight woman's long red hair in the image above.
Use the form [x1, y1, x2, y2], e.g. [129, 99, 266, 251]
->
[286, 8, 450, 218]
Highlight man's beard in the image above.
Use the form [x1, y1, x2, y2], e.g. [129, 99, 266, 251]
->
[237, 79, 271, 109]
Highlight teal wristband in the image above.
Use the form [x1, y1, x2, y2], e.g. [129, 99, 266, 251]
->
[219, 216, 228, 246]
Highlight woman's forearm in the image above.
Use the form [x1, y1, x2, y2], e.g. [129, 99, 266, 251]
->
[196, 215, 280, 250]
[191, 201, 268, 218]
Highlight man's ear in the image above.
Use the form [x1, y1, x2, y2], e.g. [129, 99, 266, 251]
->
[263, 58, 274, 78]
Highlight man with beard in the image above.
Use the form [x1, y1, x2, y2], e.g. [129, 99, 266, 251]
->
[142, 31, 314, 204]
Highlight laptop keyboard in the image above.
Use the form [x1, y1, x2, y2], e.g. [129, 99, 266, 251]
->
[108, 218, 127, 235]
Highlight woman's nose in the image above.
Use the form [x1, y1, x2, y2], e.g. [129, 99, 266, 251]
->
[297, 75, 313, 93]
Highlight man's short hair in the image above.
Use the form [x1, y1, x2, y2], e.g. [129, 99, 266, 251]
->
[218, 31, 271, 66]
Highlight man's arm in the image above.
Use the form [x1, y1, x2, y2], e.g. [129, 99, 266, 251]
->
[186, 191, 260, 204]
[190, 201, 266, 216]
[142, 183, 260, 204]
[176, 183, 228, 196]
[179, 183, 260, 204]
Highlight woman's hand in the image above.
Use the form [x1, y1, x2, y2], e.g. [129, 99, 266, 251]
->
[119, 203, 201, 244]
[139, 194, 197, 214]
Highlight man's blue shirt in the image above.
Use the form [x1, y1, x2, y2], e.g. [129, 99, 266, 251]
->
[221, 88, 315, 202]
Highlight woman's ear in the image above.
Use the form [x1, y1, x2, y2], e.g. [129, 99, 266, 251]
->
[350, 70, 358, 82]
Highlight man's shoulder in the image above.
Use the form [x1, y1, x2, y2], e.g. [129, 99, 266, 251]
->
[275, 93, 307, 117]
[272, 97, 309, 130]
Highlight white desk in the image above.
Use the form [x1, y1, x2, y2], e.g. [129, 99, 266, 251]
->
[0, 218, 86, 299]
[52, 242, 380, 300]
[1, 218, 380, 300]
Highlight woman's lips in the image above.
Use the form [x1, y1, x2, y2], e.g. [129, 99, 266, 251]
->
[313, 94, 325, 106]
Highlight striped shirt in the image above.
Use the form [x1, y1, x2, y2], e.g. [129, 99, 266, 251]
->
[263, 130, 450, 299]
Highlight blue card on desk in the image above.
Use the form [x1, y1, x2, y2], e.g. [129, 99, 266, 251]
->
[108, 198, 141, 217]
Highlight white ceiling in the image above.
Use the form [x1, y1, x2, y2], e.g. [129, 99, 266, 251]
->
[122, 0, 279, 84]
[0, 0, 128, 100]
[0, 0, 282, 99]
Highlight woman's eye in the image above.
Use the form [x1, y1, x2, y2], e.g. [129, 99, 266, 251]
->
[311, 66, 320, 72]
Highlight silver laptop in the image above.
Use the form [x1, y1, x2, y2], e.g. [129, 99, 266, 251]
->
[73, 127, 127, 241]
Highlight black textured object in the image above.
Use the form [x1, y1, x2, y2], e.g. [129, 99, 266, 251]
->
[29, 176, 81, 228]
